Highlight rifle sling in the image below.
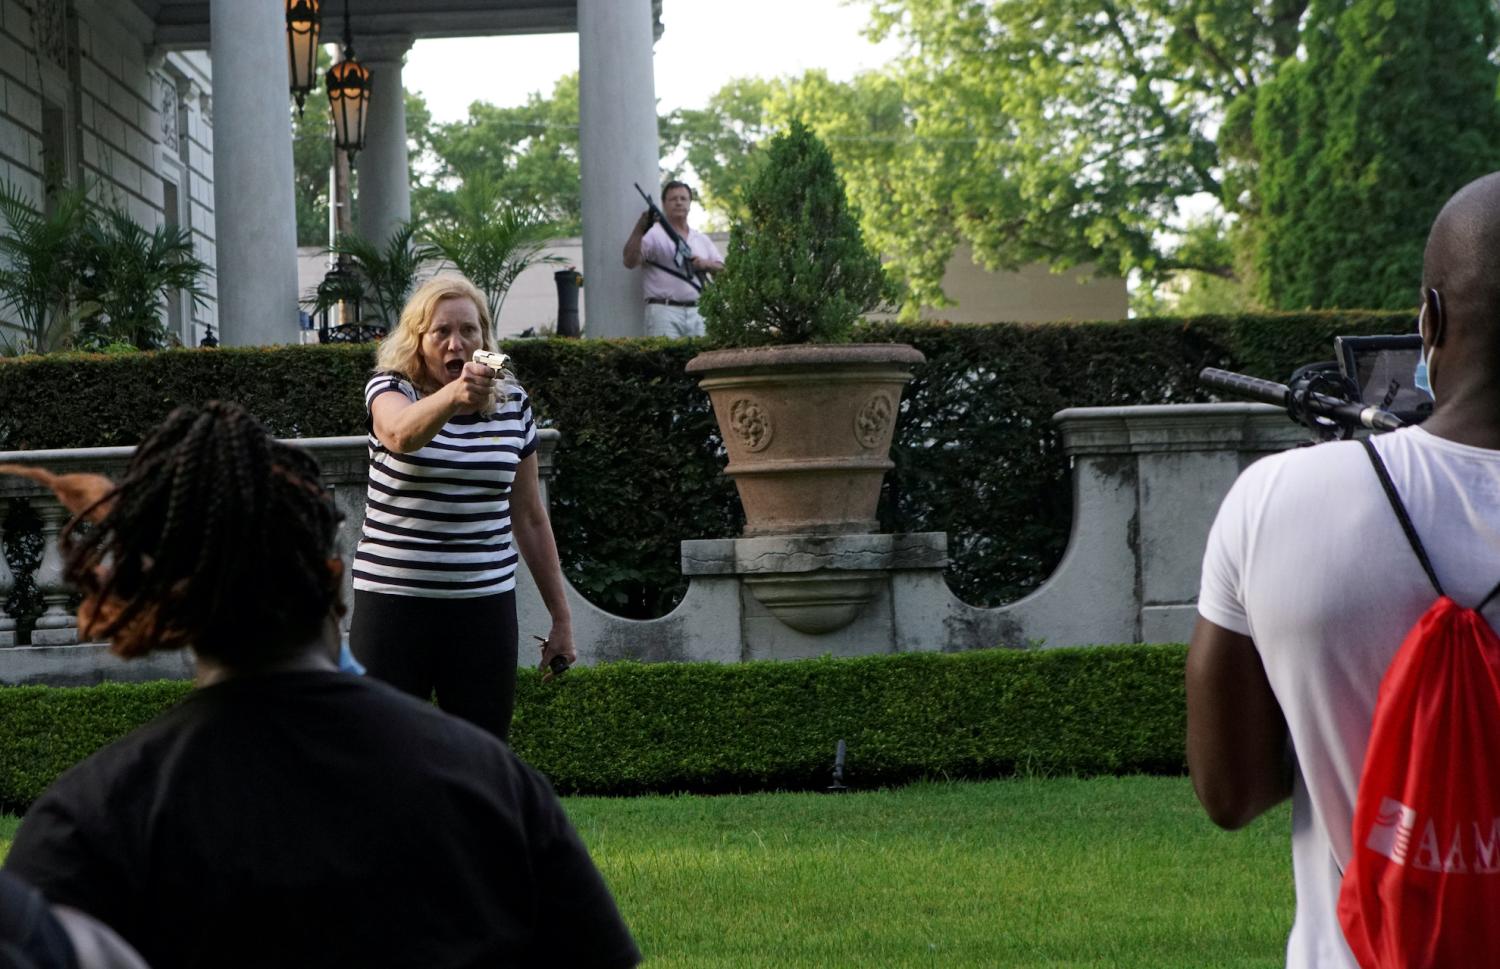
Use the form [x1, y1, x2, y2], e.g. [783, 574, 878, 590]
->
[644, 258, 704, 292]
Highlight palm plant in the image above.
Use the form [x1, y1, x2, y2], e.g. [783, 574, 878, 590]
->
[419, 176, 563, 324]
[313, 220, 425, 328]
[0, 182, 90, 353]
[71, 206, 211, 350]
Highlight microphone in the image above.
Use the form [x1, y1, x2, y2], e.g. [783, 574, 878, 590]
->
[1199, 368, 1404, 432]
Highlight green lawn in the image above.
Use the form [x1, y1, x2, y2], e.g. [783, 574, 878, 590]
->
[2, 775, 1291, 967]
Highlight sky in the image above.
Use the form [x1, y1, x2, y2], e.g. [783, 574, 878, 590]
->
[402, 0, 903, 123]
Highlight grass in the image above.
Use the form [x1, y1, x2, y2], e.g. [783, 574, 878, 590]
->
[1, 775, 1291, 967]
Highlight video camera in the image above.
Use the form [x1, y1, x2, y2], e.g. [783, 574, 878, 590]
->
[1199, 334, 1433, 441]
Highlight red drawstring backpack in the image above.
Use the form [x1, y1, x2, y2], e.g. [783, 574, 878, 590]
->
[1337, 440, 1500, 967]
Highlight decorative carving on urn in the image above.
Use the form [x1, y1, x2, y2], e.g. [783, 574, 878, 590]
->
[728, 398, 773, 452]
[854, 393, 893, 449]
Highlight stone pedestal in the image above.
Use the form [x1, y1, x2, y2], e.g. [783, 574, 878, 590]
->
[682, 532, 948, 658]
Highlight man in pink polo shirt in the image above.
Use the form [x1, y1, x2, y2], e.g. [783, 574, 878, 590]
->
[622, 180, 725, 338]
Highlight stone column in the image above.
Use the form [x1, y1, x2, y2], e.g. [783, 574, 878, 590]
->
[30, 498, 76, 646]
[209, 0, 300, 346]
[355, 35, 414, 250]
[0, 499, 15, 647]
[578, 0, 660, 339]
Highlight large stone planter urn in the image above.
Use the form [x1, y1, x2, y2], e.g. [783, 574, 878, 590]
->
[686, 343, 926, 537]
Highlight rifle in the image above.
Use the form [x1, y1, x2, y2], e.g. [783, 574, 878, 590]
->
[633, 182, 706, 292]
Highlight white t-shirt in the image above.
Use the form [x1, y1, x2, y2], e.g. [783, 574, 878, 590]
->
[1199, 426, 1500, 969]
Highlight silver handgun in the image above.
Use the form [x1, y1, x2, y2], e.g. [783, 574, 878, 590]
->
[472, 349, 512, 377]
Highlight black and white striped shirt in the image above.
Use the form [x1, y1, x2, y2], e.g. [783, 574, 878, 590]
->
[353, 372, 538, 598]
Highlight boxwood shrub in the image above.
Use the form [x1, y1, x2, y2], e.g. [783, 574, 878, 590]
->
[0, 645, 1187, 811]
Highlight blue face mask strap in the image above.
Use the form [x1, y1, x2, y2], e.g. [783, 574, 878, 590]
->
[1413, 289, 1441, 398]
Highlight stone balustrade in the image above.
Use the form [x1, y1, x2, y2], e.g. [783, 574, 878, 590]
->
[0, 405, 1311, 685]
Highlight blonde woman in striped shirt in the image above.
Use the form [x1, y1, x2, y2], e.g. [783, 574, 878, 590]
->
[348, 275, 574, 740]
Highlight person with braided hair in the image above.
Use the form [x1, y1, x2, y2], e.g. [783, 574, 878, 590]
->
[1, 401, 641, 969]
[349, 274, 574, 740]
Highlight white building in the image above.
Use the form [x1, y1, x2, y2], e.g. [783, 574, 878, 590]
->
[1, 0, 665, 348]
[1, 2, 216, 345]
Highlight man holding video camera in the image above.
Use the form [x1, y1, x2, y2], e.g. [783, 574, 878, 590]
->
[1187, 171, 1500, 968]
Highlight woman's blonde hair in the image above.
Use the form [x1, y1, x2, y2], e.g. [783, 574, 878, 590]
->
[375, 275, 495, 393]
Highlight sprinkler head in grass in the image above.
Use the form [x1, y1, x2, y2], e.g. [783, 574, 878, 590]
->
[828, 739, 849, 792]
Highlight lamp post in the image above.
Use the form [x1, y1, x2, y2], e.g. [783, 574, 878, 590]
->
[315, 257, 385, 343]
[285, 0, 321, 116]
[317, 256, 362, 342]
[326, 0, 370, 166]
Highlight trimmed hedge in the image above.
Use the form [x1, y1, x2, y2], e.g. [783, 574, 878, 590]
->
[0, 645, 1188, 811]
[0, 312, 1411, 617]
[0, 344, 375, 447]
[0, 680, 191, 812]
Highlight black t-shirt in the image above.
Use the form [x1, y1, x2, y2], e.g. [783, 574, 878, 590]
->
[3, 672, 640, 969]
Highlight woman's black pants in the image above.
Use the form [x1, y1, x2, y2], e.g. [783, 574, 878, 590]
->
[349, 589, 519, 742]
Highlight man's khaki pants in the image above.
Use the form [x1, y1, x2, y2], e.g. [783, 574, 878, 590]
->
[644, 302, 706, 338]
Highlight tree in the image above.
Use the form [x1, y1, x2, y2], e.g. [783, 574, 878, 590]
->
[764, 71, 935, 310]
[0, 184, 210, 352]
[72, 206, 211, 350]
[1249, 0, 1500, 309]
[674, 52, 1253, 316]
[668, 1, 1313, 313]
[682, 1, 1498, 315]
[316, 221, 424, 329]
[848, 0, 1310, 293]
[0, 182, 89, 352]
[667, 71, 934, 307]
[660, 77, 784, 225]
[1128, 215, 1251, 316]
[412, 74, 583, 234]
[420, 177, 563, 323]
[701, 121, 890, 345]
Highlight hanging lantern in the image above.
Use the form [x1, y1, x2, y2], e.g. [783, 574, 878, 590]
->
[285, 0, 321, 116]
[317, 256, 362, 340]
[326, 0, 370, 164]
[327, 56, 370, 161]
[315, 257, 385, 343]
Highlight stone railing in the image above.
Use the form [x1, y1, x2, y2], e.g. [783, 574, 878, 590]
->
[0, 405, 1310, 685]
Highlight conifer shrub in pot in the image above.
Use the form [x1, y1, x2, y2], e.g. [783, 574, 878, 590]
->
[689, 121, 924, 536]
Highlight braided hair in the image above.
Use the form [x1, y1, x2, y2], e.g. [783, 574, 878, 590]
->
[62, 401, 344, 664]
